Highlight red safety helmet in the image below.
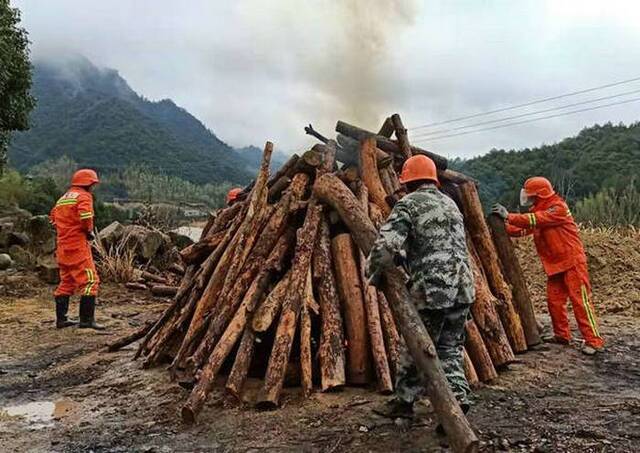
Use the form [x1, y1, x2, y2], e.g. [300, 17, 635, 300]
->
[523, 176, 555, 199]
[71, 169, 100, 187]
[226, 187, 243, 205]
[399, 154, 439, 185]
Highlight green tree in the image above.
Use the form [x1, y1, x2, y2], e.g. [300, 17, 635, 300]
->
[0, 0, 35, 173]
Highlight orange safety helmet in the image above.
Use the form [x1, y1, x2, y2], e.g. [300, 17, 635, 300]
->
[71, 169, 100, 187]
[523, 176, 555, 199]
[399, 154, 439, 185]
[226, 187, 243, 204]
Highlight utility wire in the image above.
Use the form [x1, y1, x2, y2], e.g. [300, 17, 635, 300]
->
[411, 88, 640, 139]
[409, 76, 640, 130]
[412, 96, 640, 143]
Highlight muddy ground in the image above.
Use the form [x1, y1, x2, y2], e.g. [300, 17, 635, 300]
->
[1, 272, 639, 452]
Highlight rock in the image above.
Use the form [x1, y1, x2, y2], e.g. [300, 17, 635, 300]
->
[99, 221, 125, 247]
[8, 231, 30, 247]
[168, 229, 195, 250]
[8, 245, 35, 267]
[26, 215, 56, 254]
[0, 253, 12, 270]
[37, 257, 60, 284]
[124, 225, 171, 261]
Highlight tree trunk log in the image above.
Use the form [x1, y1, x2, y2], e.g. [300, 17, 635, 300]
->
[336, 133, 393, 168]
[256, 203, 323, 409]
[359, 137, 391, 217]
[378, 116, 395, 138]
[467, 242, 515, 367]
[463, 349, 479, 388]
[268, 176, 292, 203]
[151, 285, 178, 297]
[225, 327, 256, 401]
[331, 233, 371, 385]
[487, 214, 541, 347]
[300, 284, 314, 397]
[377, 290, 401, 379]
[107, 321, 154, 352]
[312, 217, 346, 391]
[458, 181, 527, 353]
[464, 319, 498, 382]
[180, 230, 226, 265]
[390, 113, 413, 160]
[252, 271, 291, 332]
[314, 173, 479, 453]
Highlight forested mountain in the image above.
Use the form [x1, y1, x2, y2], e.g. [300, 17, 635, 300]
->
[452, 122, 640, 209]
[8, 56, 283, 185]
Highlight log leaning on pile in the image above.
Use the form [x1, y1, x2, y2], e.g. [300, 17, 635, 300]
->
[124, 115, 542, 453]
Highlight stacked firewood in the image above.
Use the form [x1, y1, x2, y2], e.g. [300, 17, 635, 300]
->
[128, 115, 540, 428]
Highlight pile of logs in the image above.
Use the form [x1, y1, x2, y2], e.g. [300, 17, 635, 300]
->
[124, 115, 539, 449]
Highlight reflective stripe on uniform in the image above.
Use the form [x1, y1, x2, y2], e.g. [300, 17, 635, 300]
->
[528, 213, 537, 227]
[580, 284, 600, 338]
[56, 199, 79, 206]
[84, 268, 96, 296]
[79, 211, 94, 219]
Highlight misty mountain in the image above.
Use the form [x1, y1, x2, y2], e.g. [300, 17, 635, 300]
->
[8, 56, 283, 185]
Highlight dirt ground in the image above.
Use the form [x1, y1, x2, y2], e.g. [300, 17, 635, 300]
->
[1, 267, 639, 452]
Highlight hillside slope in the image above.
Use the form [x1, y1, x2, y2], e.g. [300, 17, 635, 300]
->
[8, 56, 270, 185]
[452, 122, 640, 208]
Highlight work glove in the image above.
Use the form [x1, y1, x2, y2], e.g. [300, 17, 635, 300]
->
[491, 203, 509, 220]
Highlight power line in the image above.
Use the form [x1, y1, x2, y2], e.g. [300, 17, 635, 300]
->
[411, 88, 640, 139]
[409, 76, 640, 131]
[412, 96, 640, 143]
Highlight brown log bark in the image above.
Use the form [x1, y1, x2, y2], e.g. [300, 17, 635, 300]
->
[125, 282, 147, 291]
[359, 137, 391, 217]
[252, 271, 291, 332]
[368, 202, 385, 229]
[463, 349, 479, 388]
[256, 203, 323, 409]
[180, 230, 226, 265]
[487, 214, 541, 347]
[458, 181, 527, 353]
[141, 271, 169, 285]
[464, 319, 498, 382]
[335, 120, 448, 170]
[181, 230, 293, 422]
[331, 233, 371, 385]
[390, 113, 412, 160]
[336, 133, 393, 168]
[467, 243, 515, 367]
[378, 116, 395, 138]
[300, 276, 314, 397]
[377, 290, 401, 379]
[225, 327, 256, 401]
[314, 173, 479, 453]
[268, 176, 292, 203]
[107, 321, 154, 352]
[378, 166, 396, 196]
[312, 217, 346, 391]
[151, 285, 178, 297]
[336, 164, 360, 185]
[438, 169, 476, 185]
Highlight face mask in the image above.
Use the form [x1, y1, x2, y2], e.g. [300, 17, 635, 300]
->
[520, 189, 534, 207]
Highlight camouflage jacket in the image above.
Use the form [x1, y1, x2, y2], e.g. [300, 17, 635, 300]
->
[366, 184, 474, 310]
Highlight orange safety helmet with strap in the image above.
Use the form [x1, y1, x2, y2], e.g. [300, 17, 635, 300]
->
[71, 169, 100, 187]
[398, 154, 439, 185]
[226, 187, 243, 205]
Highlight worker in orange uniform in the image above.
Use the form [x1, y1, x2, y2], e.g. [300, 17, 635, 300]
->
[49, 169, 105, 330]
[492, 177, 603, 355]
[226, 187, 243, 206]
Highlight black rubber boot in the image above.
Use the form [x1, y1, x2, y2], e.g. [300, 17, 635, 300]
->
[78, 295, 106, 330]
[55, 295, 77, 329]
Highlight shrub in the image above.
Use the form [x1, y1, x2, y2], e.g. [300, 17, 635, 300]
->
[574, 180, 640, 227]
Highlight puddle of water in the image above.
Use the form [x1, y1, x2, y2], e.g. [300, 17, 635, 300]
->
[1, 398, 77, 429]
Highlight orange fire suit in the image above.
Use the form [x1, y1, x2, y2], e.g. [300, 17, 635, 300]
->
[49, 186, 99, 297]
[506, 194, 603, 348]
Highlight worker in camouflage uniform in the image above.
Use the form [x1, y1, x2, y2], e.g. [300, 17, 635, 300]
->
[366, 154, 475, 422]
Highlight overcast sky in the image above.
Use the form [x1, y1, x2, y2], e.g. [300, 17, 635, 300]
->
[12, 0, 640, 158]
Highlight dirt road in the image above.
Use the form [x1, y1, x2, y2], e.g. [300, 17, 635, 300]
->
[1, 274, 639, 452]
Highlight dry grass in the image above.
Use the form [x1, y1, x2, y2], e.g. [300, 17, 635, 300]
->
[93, 231, 136, 283]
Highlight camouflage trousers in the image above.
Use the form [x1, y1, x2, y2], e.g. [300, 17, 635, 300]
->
[395, 304, 471, 407]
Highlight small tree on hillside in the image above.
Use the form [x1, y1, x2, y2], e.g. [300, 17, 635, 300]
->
[0, 0, 35, 173]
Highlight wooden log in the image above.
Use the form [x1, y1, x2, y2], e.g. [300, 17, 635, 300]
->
[467, 242, 515, 367]
[107, 321, 154, 352]
[240, 153, 300, 196]
[268, 176, 292, 203]
[334, 132, 393, 169]
[463, 349, 479, 388]
[357, 183, 392, 393]
[368, 202, 385, 229]
[359, 137, 391, 217]
[256, 203, 323, 409]
[180, 230, 225, 265]
[378, 116, 395, 138]
[464, 319, 498, 382]
[180, 230, 293, 422]
[300, 271, 314, 397]
[331, 233, 371, 385]
[390, 113, 412, 160]
[487, 214, 541, 347]
[151, 285, 178, 297]
[458, 181, 527, 353]
[141, 271, 169, 285]
[438, 169, 476, 185]
[377, 290, 401, 379]
[335, 120, 448, 170]
[225, 327, 256, 401]
[168, 262, 185, 276]
[252, 271, 291, 332]
[312, 216, 346, 391]
[314, 173, 479, 453]
[125, 282, 147, 291]
[336, 164, 360, 185]
[379, 166, 396, 196]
